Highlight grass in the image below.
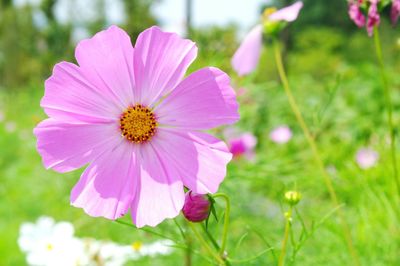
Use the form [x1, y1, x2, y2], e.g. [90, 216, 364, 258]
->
[1, 30, 400, 265]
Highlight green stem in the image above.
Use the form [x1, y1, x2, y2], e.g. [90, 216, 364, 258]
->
[201, 225, 233, 266]
[273, 40, 360, 266]
[188, 222, 225, 265]
[202, 224, 220, 250]
[373, 26, 400, 195]
[278, 207, 292, 266]
[213, 193, 231, 256]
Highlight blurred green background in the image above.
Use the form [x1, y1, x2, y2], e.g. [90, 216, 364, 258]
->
[1, 0, 400, 265]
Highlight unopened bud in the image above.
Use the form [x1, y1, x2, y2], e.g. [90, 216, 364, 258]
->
[182, 191, 211, 223]
[284, 191, 301, 206]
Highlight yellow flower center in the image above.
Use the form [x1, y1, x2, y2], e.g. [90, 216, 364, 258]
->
[263, 7, 277, 18]
[46, 243, 53, 251]
[120, 105, 157, 143]
[131, 241, 143, 251]
[262, 7, 278, 20]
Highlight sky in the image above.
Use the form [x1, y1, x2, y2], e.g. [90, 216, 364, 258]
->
[153, 0, 268, 35]
[13, 0, 269, 40]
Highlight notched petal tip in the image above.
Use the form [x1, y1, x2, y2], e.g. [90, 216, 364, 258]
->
[269, 1, 303, 22]
[134, 25, 198, 106]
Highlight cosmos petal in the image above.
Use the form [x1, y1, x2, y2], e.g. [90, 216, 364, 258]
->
[151, 128, 232, 194]
[133, 26, 198, 106]
[75, 25, 135, 107]
[231, 25, 263, 76]
[156, 67, 239, 130]
[42, 62, 121, 123]
[34, 119, 120, 173]
[71, 142, 138, 220]
[269, 1, 303, 22]
[131, 142, 184, 228]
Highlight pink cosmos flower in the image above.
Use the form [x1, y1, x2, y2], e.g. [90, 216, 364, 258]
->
[391, 0, 400, 25]
[270, 125, 292, 144]
[355, 148, 379, 169]
[34, 26, 239, 228]
[227, 132, 257, 160]
[367, 0, 380, 36]
[348, 1, 366, 27]
[231, 1, 303, 76]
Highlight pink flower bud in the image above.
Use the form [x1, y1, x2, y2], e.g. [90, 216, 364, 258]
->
[367, 0, 380, 36]
[182, 192, 211, 223]
[391, 0, 400, 25]
[348, 3, 366, 27]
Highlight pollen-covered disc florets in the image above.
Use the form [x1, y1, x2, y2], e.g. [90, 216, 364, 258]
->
[120, 104, 157, 143]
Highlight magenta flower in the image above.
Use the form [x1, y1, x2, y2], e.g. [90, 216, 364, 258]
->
[367, 0, 380, 36]
[231, 1, 303, 76]
[391, 0, 400, 25]
[34, 26, 239, 227]
[270, 125, 292, 144]
[348, 1, 366, 27]
[182, 191, 211, 223]
[355, 148, 379, 169]
[227, 132, 257, 160]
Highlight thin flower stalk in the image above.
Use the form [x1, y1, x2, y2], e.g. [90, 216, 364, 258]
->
[278, 207, 292, 266]
[188, 222, 225, 265]
[272, 40, 360, 266]
[213, 193, 231, 257]
[373, 26, 400, 194]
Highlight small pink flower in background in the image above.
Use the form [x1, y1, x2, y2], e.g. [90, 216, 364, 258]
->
[34, 25, 239, 228]
[182, 191, 211, 223]
[348, 1, 366, 27]
[225, 129, 257, 160]
[391, 0, 400, 25]
[270, 125, 292, 144]
[5, 121, 16, 133]
[356, 148, 379, 169]
[0, 110, 4, 122]
[231, 1, 303, 76]
[236, 87, 248, 97]
[367, 0, 380, 36]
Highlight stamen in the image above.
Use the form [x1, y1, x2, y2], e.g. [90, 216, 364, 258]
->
[262, 7, 278, 20]
[119, 105, 157, 143]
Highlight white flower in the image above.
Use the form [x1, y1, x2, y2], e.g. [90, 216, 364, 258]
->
[137, 240, 174, 257]
[19, 216, 174, 266]
[18, 216, 88, 266]
[83, 239, 174, 265]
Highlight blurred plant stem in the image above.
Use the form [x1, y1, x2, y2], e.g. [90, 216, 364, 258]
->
[272, 39, 360, 266]
[174, 219, 192, 266]
[188, 222, 225, 265]
[201, 225, 232, 266]
[213, 193, 230, 257]
[278, 206, 292, 266]
[184, 230, 192, 266]
[373, 26, 400, 195]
